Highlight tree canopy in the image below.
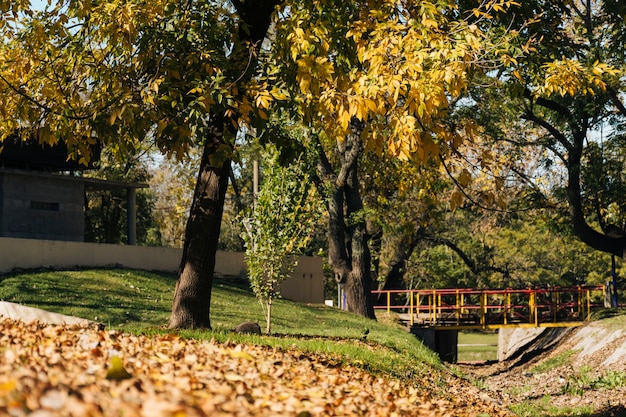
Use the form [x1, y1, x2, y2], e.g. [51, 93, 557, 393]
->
[455, 0, 626, 259]
[2, 0, 603, 327]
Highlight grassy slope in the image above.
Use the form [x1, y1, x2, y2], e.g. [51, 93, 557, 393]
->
[0, 268, 442, 382]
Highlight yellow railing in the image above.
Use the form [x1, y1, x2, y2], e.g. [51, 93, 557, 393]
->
[372, 285, 606, 330]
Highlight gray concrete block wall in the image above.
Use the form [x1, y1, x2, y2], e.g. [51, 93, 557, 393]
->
[0, 172, 84, 241]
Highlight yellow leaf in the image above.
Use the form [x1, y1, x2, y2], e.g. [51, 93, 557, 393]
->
[0, 380, 17, 392]
[226, 350, 254, 361]
[106, 356, 132, 381]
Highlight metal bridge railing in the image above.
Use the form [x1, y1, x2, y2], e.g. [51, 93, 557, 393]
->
[372, 286, 606, 329]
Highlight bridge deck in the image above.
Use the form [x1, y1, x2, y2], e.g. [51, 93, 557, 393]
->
[373, 285, 606, 330]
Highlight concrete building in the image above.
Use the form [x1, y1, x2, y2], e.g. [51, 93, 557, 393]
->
[0, 137, 146, 244]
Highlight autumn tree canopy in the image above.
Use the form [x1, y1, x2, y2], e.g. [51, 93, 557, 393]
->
[1, 0, 525, 326]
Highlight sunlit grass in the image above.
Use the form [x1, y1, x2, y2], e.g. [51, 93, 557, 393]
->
[510, 396, 595, 417]
[457, 330, 498, 362]
[0, 268, 441, 384]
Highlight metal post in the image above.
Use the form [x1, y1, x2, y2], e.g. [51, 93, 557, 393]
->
[437, 293, 442, 325]
[554, 290, 559, 323]
[455, 290, 460, 325]
[409, 291, 414, 326]
[504, 291, 509, 325]
[126, 187, 137, 245]
[387, 291, 391, 313]
[480, 292, 486, 328]
[428, 291, 437, 325]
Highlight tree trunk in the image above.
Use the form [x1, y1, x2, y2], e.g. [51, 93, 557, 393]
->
[167, 1, 279, 329]
[168, 121, 230, 329]
[344, 151, 376, 319]
[344, 221, 376, 318]
[318, 125, 376, 320]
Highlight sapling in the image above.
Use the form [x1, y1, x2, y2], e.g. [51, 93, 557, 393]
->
[241, 144, 319, 334]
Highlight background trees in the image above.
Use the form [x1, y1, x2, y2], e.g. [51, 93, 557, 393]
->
[2, 0, 621, 330]
[84, 150, 162, 246]
[458, 0, 626, 259]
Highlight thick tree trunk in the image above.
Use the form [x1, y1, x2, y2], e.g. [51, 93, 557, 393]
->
[345, 222, 376, 318]
[344, 154, 376, 319]
[167, 1, 279, 329]
[327, 186, 350, 283]
[168, 122, 230, 329]
[319, 126, 376, 319]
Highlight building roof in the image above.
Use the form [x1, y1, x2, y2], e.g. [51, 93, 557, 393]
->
[0, 134, 100, 171]
[0, 168, 148, 190]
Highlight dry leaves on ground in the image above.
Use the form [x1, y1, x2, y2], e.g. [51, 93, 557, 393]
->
[0, 318, 510, 416]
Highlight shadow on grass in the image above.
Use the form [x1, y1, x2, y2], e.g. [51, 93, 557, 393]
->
[561, 405, 626, 417]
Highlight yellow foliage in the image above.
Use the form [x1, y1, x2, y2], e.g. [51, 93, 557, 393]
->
[538, 58, 622, 98]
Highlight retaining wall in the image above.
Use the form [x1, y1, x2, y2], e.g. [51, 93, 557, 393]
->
[0, 237, 325, 304]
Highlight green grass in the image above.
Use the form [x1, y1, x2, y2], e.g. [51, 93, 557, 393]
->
[510, 396, 595, 417]
[457, 331, 498, 362]
[0, 268, 441, 383]
[530, 349, 578, 374]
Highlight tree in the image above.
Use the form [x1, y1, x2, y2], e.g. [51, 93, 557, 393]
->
[267, 0, 523, 317]
[0, 0, 279, 329]
[241, 143, 320, 334]
[459, 0, 626, 262]
[0, 0, 522, 328]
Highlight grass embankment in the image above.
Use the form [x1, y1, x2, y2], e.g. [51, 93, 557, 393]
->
[0, 269, 441, 383]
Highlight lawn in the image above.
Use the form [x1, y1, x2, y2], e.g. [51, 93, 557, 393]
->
[458, 330, 499, 362]
[0, 268, 441, 381]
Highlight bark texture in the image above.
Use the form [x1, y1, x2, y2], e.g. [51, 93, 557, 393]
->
[319, 124, 376, 319]
[168, 123, 230, 329]
[167, 1, 279, 329]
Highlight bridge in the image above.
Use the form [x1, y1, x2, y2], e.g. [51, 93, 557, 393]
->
[372, 285, 607, 330]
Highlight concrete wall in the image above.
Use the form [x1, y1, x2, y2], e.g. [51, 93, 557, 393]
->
[0, 171, 84, 241]
[0, 237, 325, 304]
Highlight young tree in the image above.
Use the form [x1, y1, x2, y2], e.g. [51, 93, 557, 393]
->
[240, 144, 320, 334]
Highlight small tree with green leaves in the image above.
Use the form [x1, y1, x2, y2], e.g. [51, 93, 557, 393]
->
[241, 144, 320, 334]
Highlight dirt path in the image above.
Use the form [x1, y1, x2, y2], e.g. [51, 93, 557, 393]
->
[457, 319, 626, 416]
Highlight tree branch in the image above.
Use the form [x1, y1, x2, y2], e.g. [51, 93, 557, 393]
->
[424, 235, 510, 278]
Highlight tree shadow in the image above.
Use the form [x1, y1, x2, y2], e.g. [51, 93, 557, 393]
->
[557, 404, 626, 417]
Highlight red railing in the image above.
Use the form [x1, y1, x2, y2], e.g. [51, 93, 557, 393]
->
[372, 286, 606, 329]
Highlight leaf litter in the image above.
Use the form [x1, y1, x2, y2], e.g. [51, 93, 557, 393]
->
[0, 318, 512, 416]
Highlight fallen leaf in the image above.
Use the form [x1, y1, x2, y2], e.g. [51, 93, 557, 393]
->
[106, 356, 132, 381]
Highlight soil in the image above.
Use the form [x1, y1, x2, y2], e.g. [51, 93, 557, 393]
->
[456, 319, 626, 416]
